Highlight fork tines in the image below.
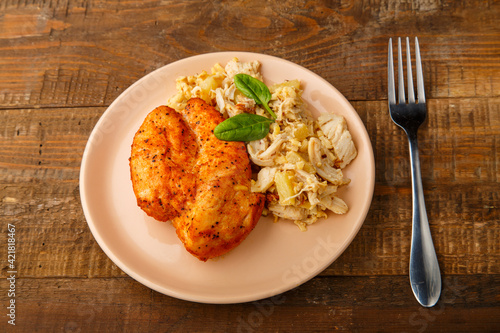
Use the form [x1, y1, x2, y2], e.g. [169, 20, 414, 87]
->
[388, 37, 425, 106]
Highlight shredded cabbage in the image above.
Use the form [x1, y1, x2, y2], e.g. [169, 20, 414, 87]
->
[167, 58, 357, 230]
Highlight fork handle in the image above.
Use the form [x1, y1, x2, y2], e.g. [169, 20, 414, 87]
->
[407, 132, 442, 307]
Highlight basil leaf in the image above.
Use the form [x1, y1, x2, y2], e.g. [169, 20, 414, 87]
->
[234, 74, 277, 120]
[214, 113, 273, 141]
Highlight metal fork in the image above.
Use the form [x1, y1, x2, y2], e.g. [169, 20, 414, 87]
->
[388, 37, 441, 307]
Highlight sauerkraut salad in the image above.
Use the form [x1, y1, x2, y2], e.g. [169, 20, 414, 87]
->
[167, 58, 357, 231]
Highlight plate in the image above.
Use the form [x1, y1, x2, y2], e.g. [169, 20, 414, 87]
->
[79, 52, 375, 304]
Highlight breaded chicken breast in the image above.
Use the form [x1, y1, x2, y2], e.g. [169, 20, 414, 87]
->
[130, 98, 265, 261]
[130, 105, 197, 221]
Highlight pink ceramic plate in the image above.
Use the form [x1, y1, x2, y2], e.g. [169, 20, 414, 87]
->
[79, 52, 375, 304]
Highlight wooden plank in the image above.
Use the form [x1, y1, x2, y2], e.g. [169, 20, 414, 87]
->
[0, 107, 104, 173]
[0, 98, 498, 278]
[1, 180, 498, 278]
[353, 98, 500, 186]
[0, 1, 499, 108]
[0, 99, 497, 184]
[5, 275, 499, 332]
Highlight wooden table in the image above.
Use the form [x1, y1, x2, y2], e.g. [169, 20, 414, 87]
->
[1, 1, 498, 331]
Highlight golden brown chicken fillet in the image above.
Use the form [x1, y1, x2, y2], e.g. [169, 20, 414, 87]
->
[130, 98, 265, 261]
[130, 105, 198, 221]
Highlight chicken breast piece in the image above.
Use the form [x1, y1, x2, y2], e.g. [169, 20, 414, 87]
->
[130, 105, 197, 221]
[130, 98, 265, 261]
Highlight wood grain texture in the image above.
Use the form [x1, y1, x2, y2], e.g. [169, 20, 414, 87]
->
[7, 275, 500, 332]
[0, 0, 499, 108]
[0, 99, 498, 280]
[0, 0, 499, 331]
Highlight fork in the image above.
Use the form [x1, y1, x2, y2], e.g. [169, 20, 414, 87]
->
[388, 37, 441, 307]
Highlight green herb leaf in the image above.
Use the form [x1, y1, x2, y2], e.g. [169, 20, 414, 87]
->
[214, 113, 273, 142]
[234, 74, 277, 120]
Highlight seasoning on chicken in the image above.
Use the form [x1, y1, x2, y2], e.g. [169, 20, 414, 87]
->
[130, 105, 198, 221]
[130, 98, 265, 261]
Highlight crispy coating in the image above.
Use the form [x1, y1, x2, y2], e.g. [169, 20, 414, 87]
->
[130, 98, 265, 261]
[130, 105, 197, 221]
